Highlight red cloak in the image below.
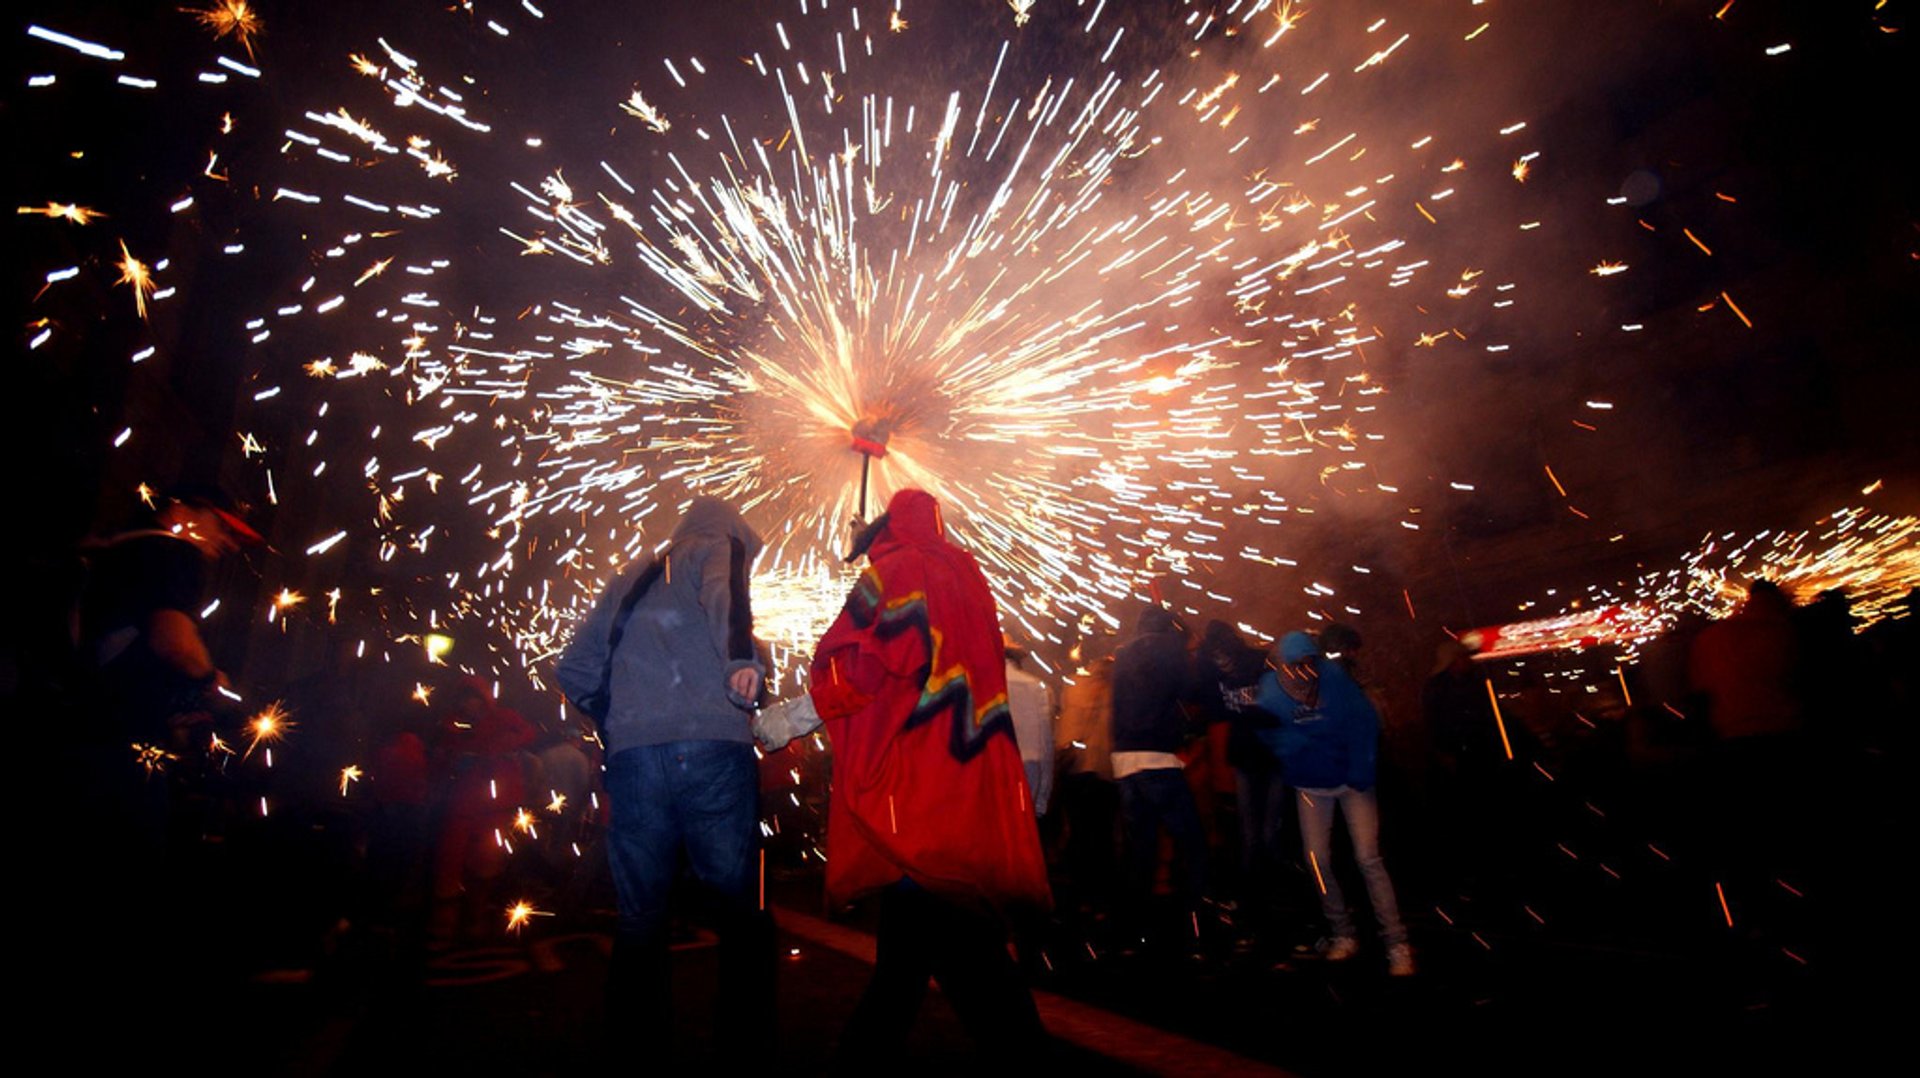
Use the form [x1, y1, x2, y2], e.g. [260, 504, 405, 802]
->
[809, 489, 1052, 913]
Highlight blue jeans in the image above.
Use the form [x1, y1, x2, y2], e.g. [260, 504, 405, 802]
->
[1119, 767, 1208, 910]
[1234, 767, 1288, 877]
[604, 740, 772, 1051]
[1296, 785, 1406, 946]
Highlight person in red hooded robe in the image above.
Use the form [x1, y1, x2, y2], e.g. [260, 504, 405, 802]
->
[809, 488, 1051, 1067]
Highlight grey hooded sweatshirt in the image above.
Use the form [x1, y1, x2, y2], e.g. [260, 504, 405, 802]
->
[554, 497, 765, 756]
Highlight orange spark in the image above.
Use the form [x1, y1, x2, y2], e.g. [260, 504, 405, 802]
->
[115, 240, 156, 320]
[244, 701, 293, 759]
[186, 1, 263, 61]
[1484, 679, 1515, 760]
[505, 900, 548, 933]
[1720, 290, 1753, 328]
[355, 258, 394, 286]
[17, 202, 104, 224]
[1683, 227, 1713, 255]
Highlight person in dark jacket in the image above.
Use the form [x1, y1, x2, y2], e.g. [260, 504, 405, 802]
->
[554, 496, 771, 1058]
[1110, 606, 1208, 929]
[1198, 620, 1281, 886]
[1255, 630, 1413, 976]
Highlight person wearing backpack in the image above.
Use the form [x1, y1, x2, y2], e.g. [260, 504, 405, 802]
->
[554, 495, 772, 1063]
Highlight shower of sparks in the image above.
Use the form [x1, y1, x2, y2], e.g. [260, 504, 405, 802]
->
[339, 764, 363, 796]
[1474, 507, 1918, 667]
[188, 1, 263, 61]
[512, 806, 538, 836]
[546, 790, 567, 814]
[223, 0, 1516, 682]
[18, 0, 1895, 711]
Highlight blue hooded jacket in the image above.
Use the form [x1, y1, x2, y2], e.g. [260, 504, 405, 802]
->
[1253, 631, 1382, 790]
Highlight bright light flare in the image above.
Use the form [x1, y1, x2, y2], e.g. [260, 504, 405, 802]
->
[244, 700, 293, 759]
[504, 900, 551, 933]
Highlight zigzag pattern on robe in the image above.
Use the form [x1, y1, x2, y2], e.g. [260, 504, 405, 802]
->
[843, 566, 1013, 762]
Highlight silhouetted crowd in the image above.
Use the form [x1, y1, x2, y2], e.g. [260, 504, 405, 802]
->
[22, 481, 1912, 1066]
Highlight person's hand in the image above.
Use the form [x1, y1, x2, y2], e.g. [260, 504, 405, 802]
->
[729, 666, 762, 704]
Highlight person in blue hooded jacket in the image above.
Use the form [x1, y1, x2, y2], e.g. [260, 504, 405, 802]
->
[1254, 630, 1414, 976]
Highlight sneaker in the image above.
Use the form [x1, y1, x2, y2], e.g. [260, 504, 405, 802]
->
[1314, 936, 1361, 961]
[1387, 942, 1416, 977]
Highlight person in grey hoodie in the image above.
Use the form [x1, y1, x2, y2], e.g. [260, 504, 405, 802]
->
[555, 496, 772, 1058]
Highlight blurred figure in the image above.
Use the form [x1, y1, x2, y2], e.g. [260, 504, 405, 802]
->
[1054, 634, 1120, 913]
[1004, 636, 1055, 818]
[1320, 622, 1365, 682]
[76, 482, 262, 875]
[80, 482, 261, 753]
[1420, 637, 1521, 896]
[1257, 631, 1413, 976]
[64, 482, 262, 1039]
[1424, 639, 1507, 781]
[810, 489, 1050, 1069]
[1197, 620, 1283, 892]
[1688, 580, 1803, 743]
[365, 703, 435, 960]
[428, 676, 536, 942]
[554, 496, 771, 1061]
[1111, 605, 1208, 939]
[1686, 580, 1812, 935]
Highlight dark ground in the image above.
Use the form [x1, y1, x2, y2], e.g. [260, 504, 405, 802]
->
[34, 790, 1892, 1078]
